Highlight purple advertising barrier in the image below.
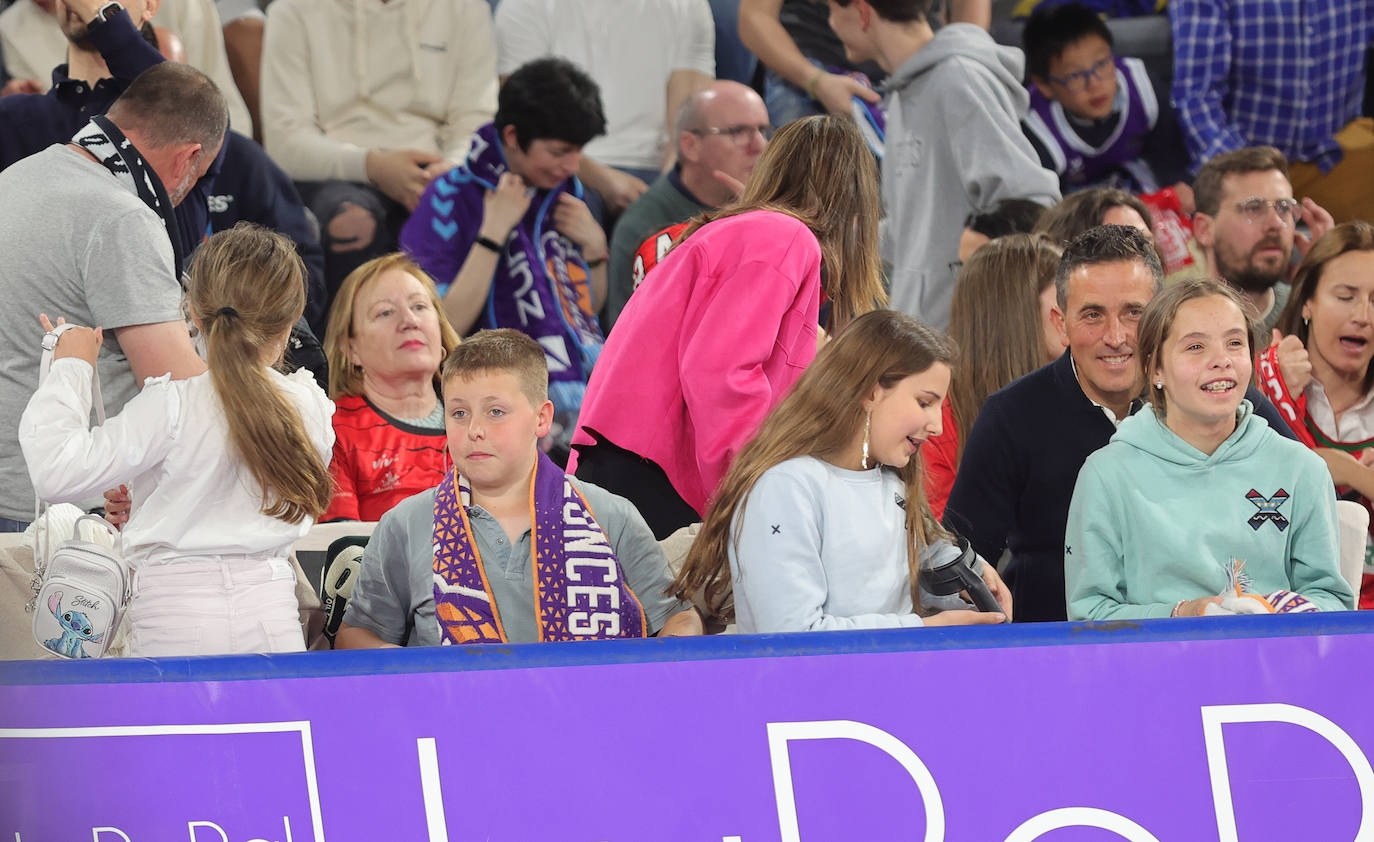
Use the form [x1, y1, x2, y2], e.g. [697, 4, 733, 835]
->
[3, 614, 1374, 842]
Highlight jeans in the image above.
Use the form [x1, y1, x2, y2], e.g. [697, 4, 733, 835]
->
[0, 516, 30, 533]
[763, 65, 825, 129]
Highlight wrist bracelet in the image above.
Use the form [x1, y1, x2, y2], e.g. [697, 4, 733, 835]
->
[804, 69, 825, 100]
[474, 234, 503, 253]
[1172, 599, 1187, 617]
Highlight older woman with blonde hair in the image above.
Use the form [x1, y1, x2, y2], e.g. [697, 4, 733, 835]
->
[322, 253, 461, 521]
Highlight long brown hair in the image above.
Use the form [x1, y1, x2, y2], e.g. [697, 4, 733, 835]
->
[189, 223, 333, 524]
[1276, 220, 1374, 394]
[324, 253, 462, 399]
[1033, 187, 1154, 246]
[947, 233, 1061, 458]
[670, 310, 955, 621]
[675, 114, 885, 331]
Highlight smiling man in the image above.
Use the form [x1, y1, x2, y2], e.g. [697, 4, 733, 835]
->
[943, 224, 1295, 622]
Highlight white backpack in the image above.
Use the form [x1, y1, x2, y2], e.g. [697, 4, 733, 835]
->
[27, 323, 129, 659]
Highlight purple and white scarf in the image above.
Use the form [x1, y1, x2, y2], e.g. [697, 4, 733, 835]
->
[464, 124, 603, 414]
[431, 450, 647, 643]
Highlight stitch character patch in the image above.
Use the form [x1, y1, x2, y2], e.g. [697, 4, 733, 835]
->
[1245, 488, 1290, 532]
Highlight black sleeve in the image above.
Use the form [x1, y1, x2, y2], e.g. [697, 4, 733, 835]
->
[223, 133, 329, 335]
[1247, 385, 1299, 442]
[1022, 121, 1059, 174]
[942, 393, 1023, 561]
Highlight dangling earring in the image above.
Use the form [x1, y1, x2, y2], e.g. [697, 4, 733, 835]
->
[1303, 316, 1311, 330]
[861, 411, 871, 470]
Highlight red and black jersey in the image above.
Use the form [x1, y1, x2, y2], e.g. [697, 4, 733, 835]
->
[323, 395, 448, 522]
[631, 222, 690, 292]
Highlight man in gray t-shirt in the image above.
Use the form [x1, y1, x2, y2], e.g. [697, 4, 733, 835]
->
[0, 62, 225, 527]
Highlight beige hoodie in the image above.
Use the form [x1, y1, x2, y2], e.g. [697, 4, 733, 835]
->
[261, 0, 498, 185]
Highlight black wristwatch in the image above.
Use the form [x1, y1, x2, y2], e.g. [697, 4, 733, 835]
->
[92, 2, 123, 25]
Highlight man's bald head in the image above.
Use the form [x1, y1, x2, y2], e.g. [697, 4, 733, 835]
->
[675, 81, 770, 206]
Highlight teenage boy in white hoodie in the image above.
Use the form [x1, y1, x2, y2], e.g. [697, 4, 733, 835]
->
[260, 0, 498, 298]
[826, 0, 1060, 330]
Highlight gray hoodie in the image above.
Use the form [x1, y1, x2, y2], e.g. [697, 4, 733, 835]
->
[881, 23, 1060, 329]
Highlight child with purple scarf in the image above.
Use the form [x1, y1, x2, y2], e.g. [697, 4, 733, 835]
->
[336, 330, 702, 647]
[400, 58, 610, 450]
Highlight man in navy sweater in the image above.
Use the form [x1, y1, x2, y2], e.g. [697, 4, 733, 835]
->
[944, 224, 1296, 622]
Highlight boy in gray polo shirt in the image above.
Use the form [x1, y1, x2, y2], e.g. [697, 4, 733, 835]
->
[338, 330, 700, 646]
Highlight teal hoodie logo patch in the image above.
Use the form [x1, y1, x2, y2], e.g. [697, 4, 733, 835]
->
[1246, 488, 1290, 532]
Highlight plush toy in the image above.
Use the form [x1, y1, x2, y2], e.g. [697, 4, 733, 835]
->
[1200, 559, 1320, 615]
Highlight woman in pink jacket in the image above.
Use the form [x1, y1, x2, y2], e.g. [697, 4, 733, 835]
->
[569, 115, 884, 538]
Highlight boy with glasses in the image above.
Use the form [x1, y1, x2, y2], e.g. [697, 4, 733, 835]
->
[1022, 2, 1189, 199]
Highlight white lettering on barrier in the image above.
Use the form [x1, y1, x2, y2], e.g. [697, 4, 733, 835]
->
[188, 821, 229, 841]
[1201, 703, 1374, 842]
[92, 830, 132, 842]
[765, 720, 944, 842]
[417, 737, 451, 842]
[1002, 808, 1161, 841]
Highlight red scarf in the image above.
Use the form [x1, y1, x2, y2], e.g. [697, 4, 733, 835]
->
[1258, 344, 1374, 608]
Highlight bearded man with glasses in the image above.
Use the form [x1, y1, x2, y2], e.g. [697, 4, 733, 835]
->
[1192, 146, 1335, 334]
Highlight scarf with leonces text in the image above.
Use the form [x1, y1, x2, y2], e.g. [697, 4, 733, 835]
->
[431, 450, 647, 643]
[72, 115, 186, 280]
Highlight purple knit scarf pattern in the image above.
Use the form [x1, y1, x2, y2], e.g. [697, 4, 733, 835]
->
[431, 451, 646, 644]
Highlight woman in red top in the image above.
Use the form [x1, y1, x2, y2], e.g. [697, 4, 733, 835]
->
[322, 254, 461, 521]
[1260, 221, 1374, 607]
[924, 234, 1061, 518]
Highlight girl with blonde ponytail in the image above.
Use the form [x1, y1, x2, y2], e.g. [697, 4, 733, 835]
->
[20, 222, 335, 657]
[670, 310, 1012, 632]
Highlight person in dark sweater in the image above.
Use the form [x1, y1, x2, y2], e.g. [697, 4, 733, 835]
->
[943, 224, 1297, 622]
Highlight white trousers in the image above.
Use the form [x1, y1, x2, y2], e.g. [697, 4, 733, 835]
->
[128, 557, 305, 657]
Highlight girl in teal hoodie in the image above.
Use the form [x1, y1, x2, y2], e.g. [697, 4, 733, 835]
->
[1066, 279, 1355, 620]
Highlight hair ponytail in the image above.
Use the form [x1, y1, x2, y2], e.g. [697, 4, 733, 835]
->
[190, 223, 333, 524]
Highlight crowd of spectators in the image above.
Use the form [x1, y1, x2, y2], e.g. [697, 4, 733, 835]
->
[0, 0, 1368, 659]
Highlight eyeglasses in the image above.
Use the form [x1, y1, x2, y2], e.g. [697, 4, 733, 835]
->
[1233, 197, 1300, 226]
[688, 124, 773, 145]
[1047, 56, 1114, 92]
